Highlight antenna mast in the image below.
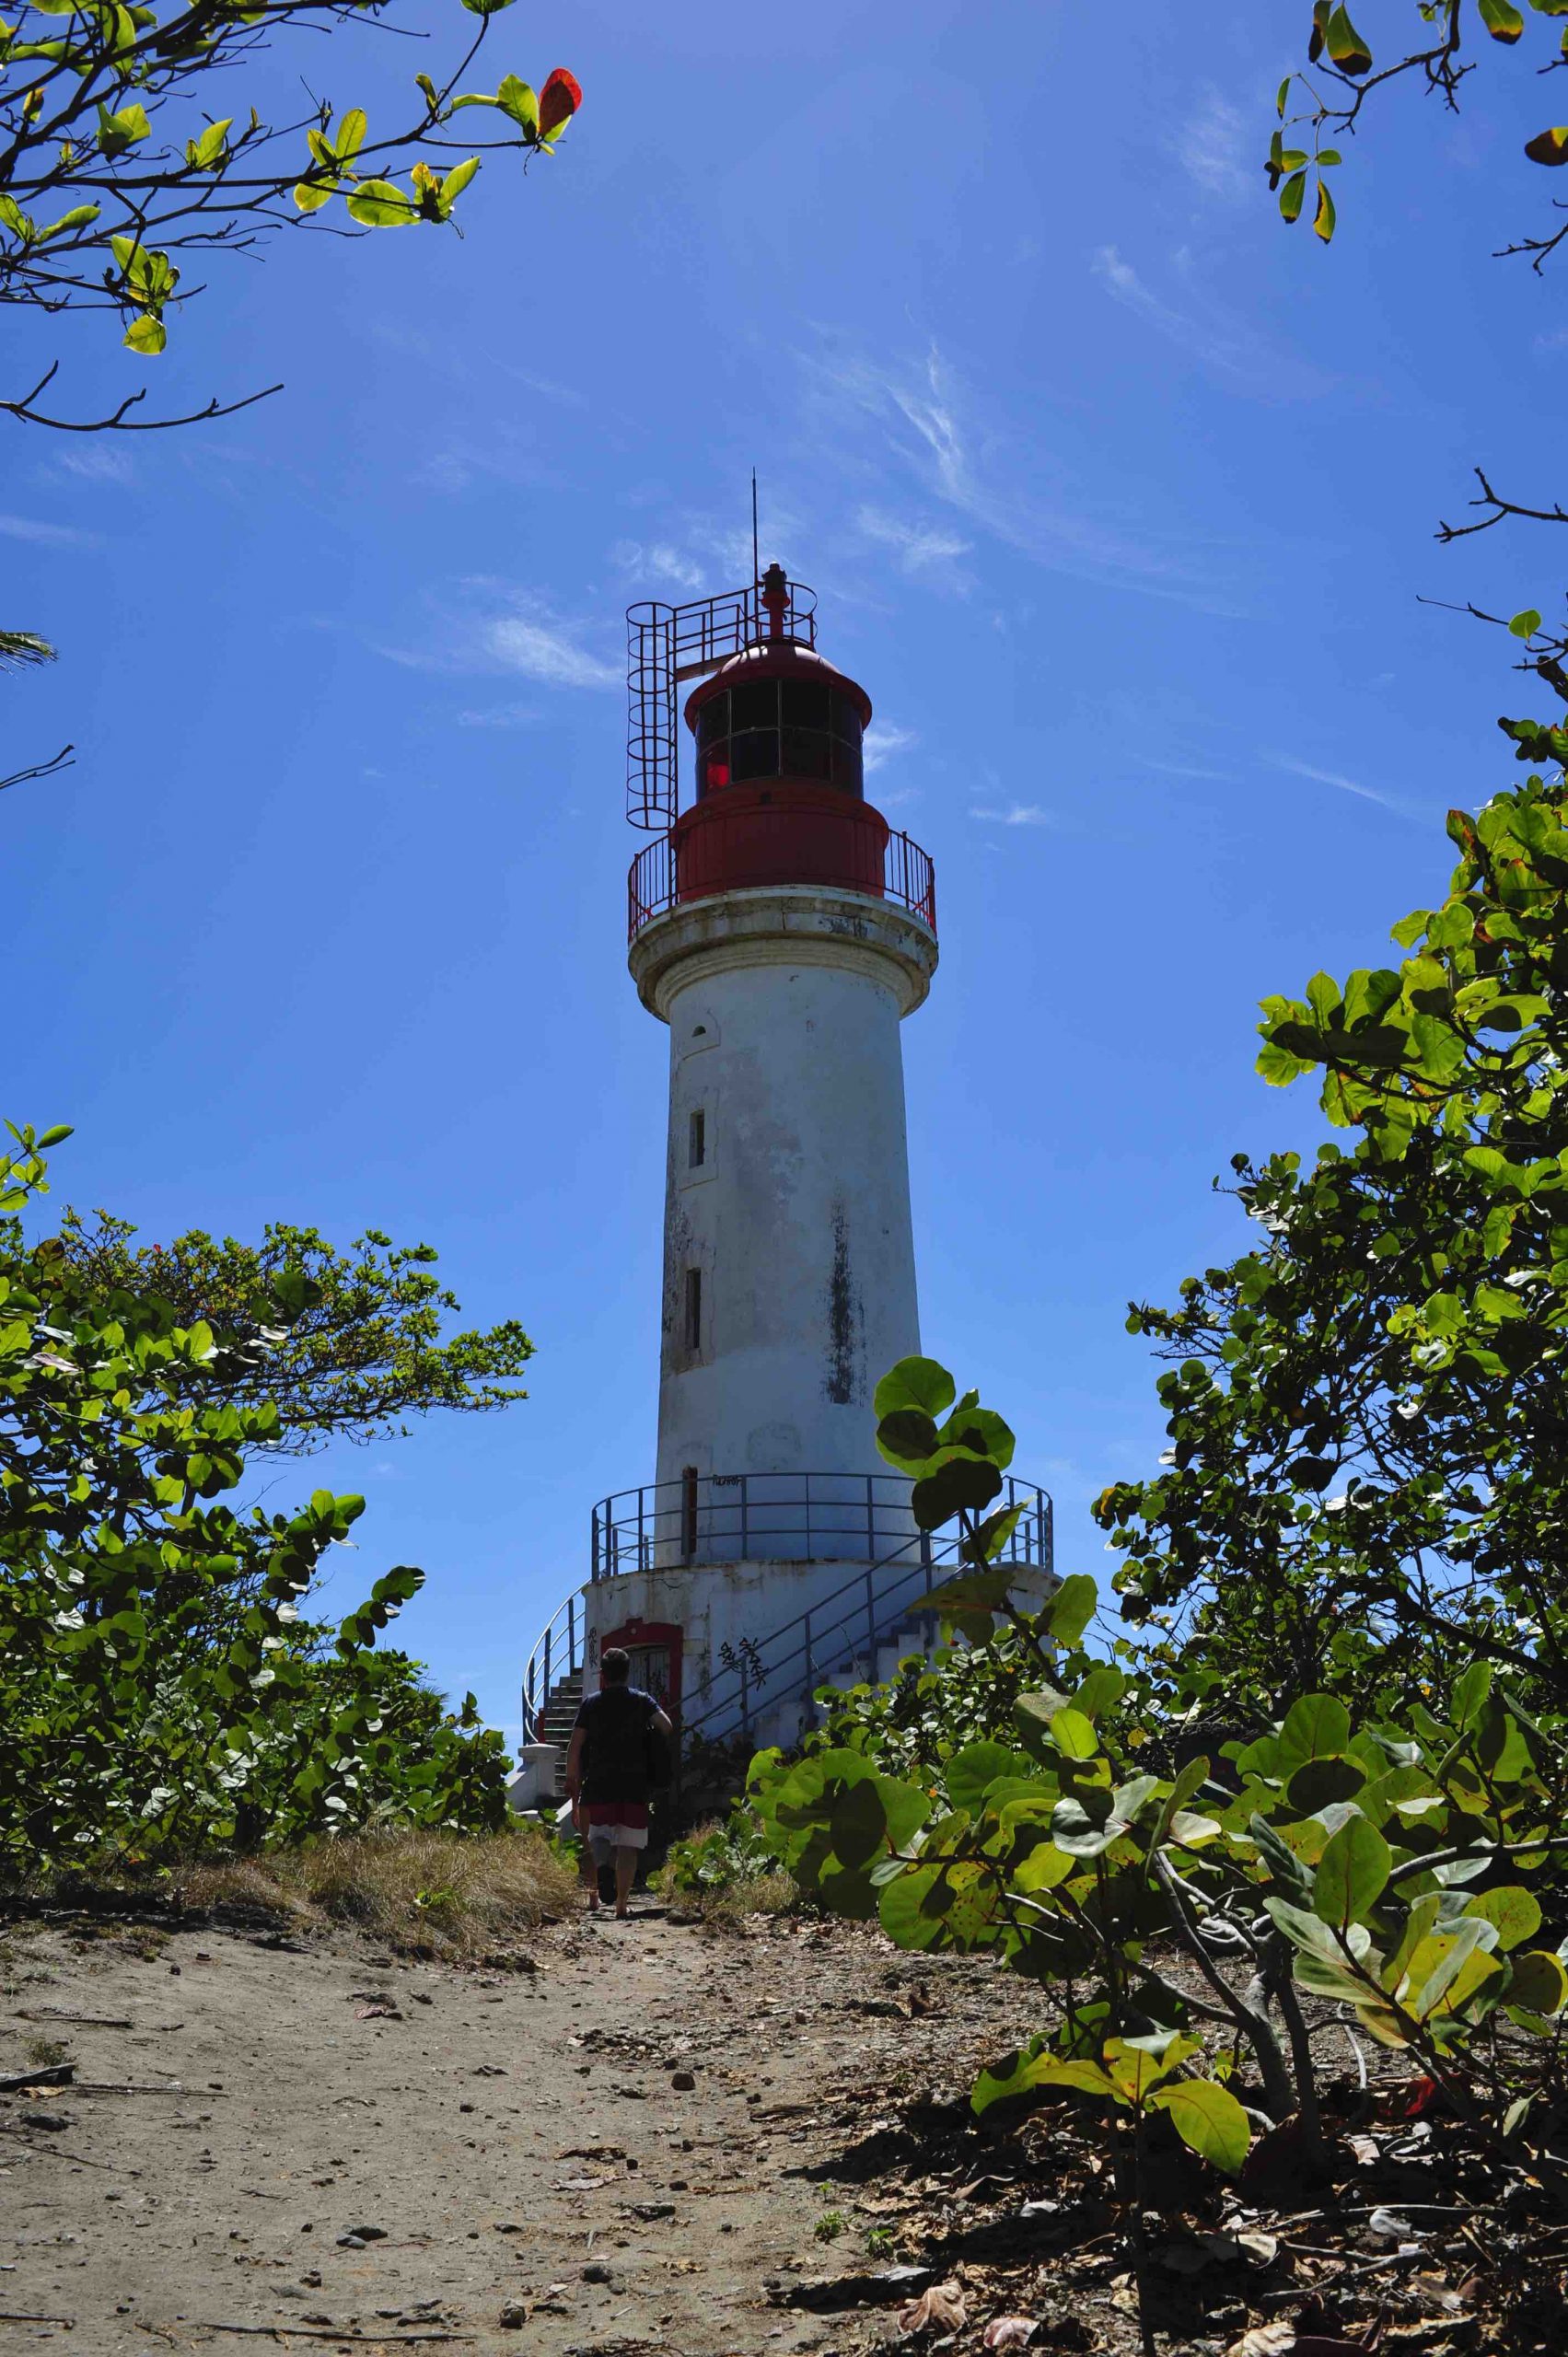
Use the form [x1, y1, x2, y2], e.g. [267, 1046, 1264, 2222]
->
[751, 469, 760, 590]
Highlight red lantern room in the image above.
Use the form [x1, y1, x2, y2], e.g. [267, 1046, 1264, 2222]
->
[624, 558, 935, 938]
[678, 565, 882, 902]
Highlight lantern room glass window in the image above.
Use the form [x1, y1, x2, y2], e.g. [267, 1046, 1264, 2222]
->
[693, 680, 864, 799]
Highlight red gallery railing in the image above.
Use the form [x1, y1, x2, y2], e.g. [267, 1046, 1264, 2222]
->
[628, 815, 936, 943]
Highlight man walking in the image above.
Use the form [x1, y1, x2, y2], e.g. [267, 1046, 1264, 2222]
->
[564, 1646, 674, 1920]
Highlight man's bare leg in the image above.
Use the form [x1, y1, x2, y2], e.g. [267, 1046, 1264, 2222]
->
[614, 1844, 637, 1920]
[580, 1841, 601, 1912]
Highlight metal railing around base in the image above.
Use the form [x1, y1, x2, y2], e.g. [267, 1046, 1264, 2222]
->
[590, 1469, 1050, 1581]
[522, 1472, 1053, 1750]
[679, 1478, 1052, 1755]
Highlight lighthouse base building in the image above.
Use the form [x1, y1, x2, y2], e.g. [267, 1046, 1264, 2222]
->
[516, 570, 1051, 1794]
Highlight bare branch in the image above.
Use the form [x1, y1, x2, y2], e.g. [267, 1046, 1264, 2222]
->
[0, 745, 75, 795]
[0, 362, 284, 433]
[1435, 467, 1568, 545]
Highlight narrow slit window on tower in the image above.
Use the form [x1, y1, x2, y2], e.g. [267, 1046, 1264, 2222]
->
[684, 1267, 703, 1353]
[680, 1465, 699, 1560]
[688, 1108, 706, 1169]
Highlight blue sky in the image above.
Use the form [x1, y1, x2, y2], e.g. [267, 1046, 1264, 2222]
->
[7, 0, 1567, 1743]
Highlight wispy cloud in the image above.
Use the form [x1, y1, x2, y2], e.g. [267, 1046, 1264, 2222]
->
[1093, 247, 1329, 400]
[0, 513, 98, 547]
[456, 702, 540, 728]
[373, 587, 619, 691]
[1138, 755, 1239, 783]
[808, 341, 1225, 604]
[864, 719, 917, 774]
[855, 505, 971, 584]
[48, 446, 135, 487]
[610, 539, 705, 593]
[1175, 87, 1251, 202]
[970, 802, 1059, 828]
[1266, 753, 1422, 820]
[486, 615, 620, 690]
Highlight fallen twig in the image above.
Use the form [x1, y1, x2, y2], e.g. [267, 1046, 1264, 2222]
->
[190, 2328, 473, 2345]
[15, 2011, 134, 2029]
[0, 2316, 76, 2328]
[0, 2124, 123, 2172]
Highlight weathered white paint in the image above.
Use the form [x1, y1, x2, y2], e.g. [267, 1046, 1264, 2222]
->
[628, 886, 938, 1562]
[582, 1550, 935, 1754]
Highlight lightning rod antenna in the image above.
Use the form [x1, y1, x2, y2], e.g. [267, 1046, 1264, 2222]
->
[751, 468, 760, 588]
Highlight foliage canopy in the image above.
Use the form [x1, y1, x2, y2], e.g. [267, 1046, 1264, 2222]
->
[0, 1122, 512, 1875]
[0, 0, 581, 428]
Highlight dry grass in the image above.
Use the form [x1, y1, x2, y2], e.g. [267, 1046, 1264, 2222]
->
[692, 1867, 796, 1923]
[178, 1827, 579, 1960]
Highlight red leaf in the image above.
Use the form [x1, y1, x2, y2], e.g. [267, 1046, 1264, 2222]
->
[539, 68, 582, 138]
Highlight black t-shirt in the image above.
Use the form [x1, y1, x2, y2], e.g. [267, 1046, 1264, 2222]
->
[574, 1684, 657, 1804]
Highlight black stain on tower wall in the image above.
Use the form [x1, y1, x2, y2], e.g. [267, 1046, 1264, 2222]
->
[824, 1202, 863, 1405]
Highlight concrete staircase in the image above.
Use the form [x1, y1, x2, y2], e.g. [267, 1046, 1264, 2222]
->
[743, 1609, 944, 1754]
[508, 1667, 584, 1814]
[539, 1666, 584, 1754]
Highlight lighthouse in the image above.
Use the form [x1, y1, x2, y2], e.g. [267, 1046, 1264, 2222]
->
[518, 562, 1051, 1772]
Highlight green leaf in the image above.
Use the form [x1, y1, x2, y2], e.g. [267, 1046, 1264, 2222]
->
[1148, 2077, 1251, 2171]
[874, 1356, 955, 1421]
[1464, 1886, 1541, 1951]
[1279, 168, 1307, 224]
[967, 1502, 1026, 1563]
[97, 101, 151, 154]
[460, 0, 517, 10]
[345, 180, 417, 227]
[1313, 177, 1337, 243]
[1277, 1692, 1351, 1770]
[1047, 1573, 1098, 1650]
[1510, 609, 1543, 639]
[1450, 1659, 1493, 1729]
[1047, 1707, 1098, 1761]
[908, 1565, 1014, 1617]
[496, 74, 540, 134]
[1506, 1948, 1568, 2016]
[186, 119, 232, 171]
[1325, 5, 1373, 74]
[1480, 0, 1526, 40]
[123, 315, 167, 355]
[294, 180, 334, 215]
[441, 157, 481, 204]
[1266, 1895, 1368, 1967]
[1017, 2057, 1122, 2102]
[911, 1454, 1002, 1530]
[946, 1741, 1035, 1815]
[876, 1407, 940, 1469]
[38, 205, 100, 242]
[1313, 1813, 1390, 1927]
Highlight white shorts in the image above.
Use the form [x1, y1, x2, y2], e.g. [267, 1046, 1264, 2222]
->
[587, 1821, 648, 1856]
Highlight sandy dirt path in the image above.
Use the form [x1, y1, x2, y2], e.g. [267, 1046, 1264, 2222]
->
[0, 1907, 1040, 2357]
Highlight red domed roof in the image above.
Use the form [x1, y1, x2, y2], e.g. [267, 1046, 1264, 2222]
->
[683, 639, 872, 734]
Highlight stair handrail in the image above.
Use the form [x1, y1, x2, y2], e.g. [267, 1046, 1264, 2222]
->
[678, 1473, 1052, 1751]
[520, 1587, 587, 1747]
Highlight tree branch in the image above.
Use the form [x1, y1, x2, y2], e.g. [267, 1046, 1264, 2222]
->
[0, 362, 283, 433]
[0, 744, 74, 795]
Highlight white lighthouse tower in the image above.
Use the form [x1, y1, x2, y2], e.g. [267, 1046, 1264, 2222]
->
[518, 562, 1051, 1771]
